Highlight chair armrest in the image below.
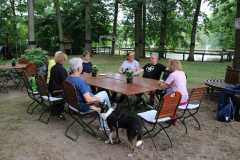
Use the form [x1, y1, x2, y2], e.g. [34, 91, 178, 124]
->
[52, 89, 63, 95]
[86, 101, 101, 106]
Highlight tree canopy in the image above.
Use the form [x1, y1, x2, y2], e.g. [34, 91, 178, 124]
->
[0, 0, 237, 54]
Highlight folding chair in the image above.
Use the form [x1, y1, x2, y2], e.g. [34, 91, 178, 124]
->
[63, 80, 101, 141]
[0, 70, 9, 93]
[18, 71, 42, 114]
[35, 75, 64, 124]
[138, 92, 181, 147]
[178, 87, 207, 134]
[10, 69, 25, 89]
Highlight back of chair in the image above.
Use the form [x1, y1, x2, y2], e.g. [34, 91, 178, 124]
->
[63, 81, 79, 109]
[19, 71, 32, 92]
[35, 75, 49, 96]
[189, 87, 207, 104]
[156, 92, 182, 119]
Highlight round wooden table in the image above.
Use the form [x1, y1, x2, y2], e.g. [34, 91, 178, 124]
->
[204, 79, 238, 93]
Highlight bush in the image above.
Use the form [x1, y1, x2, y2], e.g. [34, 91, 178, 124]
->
[21, 48, 48, 66]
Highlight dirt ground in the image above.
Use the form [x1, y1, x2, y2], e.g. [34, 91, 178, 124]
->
[0, 90, 240, 160]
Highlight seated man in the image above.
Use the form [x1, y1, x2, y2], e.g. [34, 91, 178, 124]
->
[142, 53, 166, 80]
[66, 58, 112, 112]
[140, 53, 166, 105]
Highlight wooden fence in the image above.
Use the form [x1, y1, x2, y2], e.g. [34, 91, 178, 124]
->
[92, 47, 234, 62]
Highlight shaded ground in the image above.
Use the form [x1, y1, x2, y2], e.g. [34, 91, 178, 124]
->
[1, 90, 240, 160]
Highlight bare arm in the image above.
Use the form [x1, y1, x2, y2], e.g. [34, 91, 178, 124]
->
[119, 66, 123, 73]
[83, 92, 100, 103]
[159, 81, 170, 90]
[134, 68, 144, 76]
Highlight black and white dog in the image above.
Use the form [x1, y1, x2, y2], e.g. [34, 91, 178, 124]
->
[101, 107, 143, 153]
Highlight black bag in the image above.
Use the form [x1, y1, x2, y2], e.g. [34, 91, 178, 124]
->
[217, 93, 235, 122]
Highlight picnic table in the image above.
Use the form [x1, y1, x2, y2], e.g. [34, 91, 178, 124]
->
[0, 63, 27, 92]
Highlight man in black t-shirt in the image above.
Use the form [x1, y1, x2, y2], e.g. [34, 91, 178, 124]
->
[142, 53, 166, 80]
[140, 53, 166, 105]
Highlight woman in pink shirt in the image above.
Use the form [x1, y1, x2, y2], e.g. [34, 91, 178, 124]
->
[159, 60, 188, 105]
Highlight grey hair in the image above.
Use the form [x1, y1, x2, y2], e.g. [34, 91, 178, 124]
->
[69, 58, 83, 72]
[151, 53, 159, 59]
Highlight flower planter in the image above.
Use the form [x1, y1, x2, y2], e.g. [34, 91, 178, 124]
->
[92, 72, 97, 77]
[25, 63, 37, 76]
[225, 66, 240, 84]
[18, 58, 30, 64]
[126, 77, 133, 84]
[11, 61, 16, 67]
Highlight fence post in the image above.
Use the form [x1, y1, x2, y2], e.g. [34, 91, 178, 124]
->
[183, 53, 185, 61]
[220, 50, 223, 62]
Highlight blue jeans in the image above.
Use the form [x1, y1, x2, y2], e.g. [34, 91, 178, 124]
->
[94, 91, 112, 109]
[94, 91, 111, 129]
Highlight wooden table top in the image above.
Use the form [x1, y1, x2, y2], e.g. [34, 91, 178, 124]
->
[0, 64, 27, 70]
[80, 73, 160, 96]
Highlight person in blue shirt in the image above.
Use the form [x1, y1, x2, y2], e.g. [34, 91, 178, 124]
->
[82, 51, 92, 73]
[66, 58, 112, 113]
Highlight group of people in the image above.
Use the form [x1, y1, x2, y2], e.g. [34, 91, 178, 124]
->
[48, 50, 188, 118]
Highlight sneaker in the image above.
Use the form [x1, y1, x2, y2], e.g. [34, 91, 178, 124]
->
[57, 114, 66, 120]
[101, 108, 115, 120]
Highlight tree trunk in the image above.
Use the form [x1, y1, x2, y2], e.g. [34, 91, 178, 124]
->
[10, 0, 17, 39]
[233, 0, 240, 70]
[159, 0, 167, 58]
[10, 0, 17, 57]
[27, 0, 35, 49]
[188, 0, 202, 61]
[142, 0, 146, 57]
[54, 0, 64, 51]
[111, 0, 119, 55]
[134, 0, 145, 59]
[85, 0, 92, 52]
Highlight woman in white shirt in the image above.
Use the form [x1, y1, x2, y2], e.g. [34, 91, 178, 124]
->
[119, 52, 141, 75]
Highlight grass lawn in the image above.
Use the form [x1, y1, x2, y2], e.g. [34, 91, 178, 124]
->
[89, 55, 230, 88]
[1, 54, 228, 88]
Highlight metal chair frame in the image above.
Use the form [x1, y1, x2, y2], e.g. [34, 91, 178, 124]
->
[177, 87, 207, 134]
[138, 92, 182, 148]
[35, 75, 64, 124]
[0, 70, 9, 93]
[63, 80, 101, 141]
[19, 71, 42, 114]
